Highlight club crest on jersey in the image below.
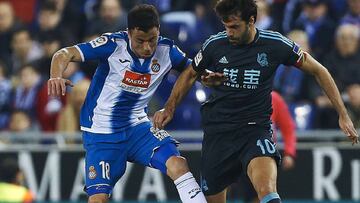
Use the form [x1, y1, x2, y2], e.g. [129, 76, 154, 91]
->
[120, 70, 151, 93]
[88, 166, 97, 179]
[151, 59, 160, 73]
[90, 36, 108, 48]
[257, 53, 268, 67]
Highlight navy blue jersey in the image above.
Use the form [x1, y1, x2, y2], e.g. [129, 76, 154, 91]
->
[192, 29, 303, 133]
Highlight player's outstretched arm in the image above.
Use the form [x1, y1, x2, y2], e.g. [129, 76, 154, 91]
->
[298, 52, 359, 145]
[153, 64, 198, 129]
[48, 47, 81, 97]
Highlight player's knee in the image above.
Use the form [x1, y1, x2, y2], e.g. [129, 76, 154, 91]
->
[166, 156, 189, 180]
[88, 194, 109, 203]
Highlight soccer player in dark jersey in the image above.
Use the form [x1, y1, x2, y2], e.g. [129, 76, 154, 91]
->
[153, 0, 359, 203]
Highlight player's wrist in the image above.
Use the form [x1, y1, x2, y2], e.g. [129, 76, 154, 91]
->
[49, 77, 63, 80]
[164, 105, 175, 114]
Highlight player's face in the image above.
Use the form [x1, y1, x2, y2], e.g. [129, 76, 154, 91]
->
[223, 15, 253, 45]
[128, 27, 159, 58]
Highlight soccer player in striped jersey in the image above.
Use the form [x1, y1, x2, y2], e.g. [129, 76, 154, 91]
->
[153, 0, 359, 203]
[48, 4, 207, 203]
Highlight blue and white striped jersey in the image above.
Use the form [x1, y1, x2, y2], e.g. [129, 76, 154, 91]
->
[75, 31, 191, 133]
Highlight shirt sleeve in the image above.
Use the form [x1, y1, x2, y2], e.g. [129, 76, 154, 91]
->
[169, 44, 191, 72]
[281, 40, 304, 67]
[75, 34, 117, 61]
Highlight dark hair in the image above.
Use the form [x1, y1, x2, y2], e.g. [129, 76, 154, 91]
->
[0, 158, 20, 183]
[39, 1, 57, 12]
[215, 0, 257, 23]
[127, 4, 159, 32]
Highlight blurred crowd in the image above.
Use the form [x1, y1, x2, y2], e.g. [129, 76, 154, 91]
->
[0, 0, 359, 134]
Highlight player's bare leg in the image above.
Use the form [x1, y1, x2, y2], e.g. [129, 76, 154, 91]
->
[247, 157, 281, 203]
[166, 156, 207, 203]
[88, 193, 108, 203]
[206, 188, 227, 203]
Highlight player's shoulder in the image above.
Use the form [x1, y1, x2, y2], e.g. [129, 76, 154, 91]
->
[257, 29, 293, 48]
[158, 35, 175, 47]
[202, 31, 228, 50]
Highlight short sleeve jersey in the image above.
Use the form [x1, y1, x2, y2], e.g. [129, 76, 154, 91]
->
[192, 29, 303, 133]
[75, 31, 191, 133]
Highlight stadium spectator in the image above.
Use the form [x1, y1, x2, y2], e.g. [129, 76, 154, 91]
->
[85, 0, 127, 37]
[314, 24, 360, 129]
[34, 0, 74, 46]
[35, 32, 62, 77]
[293, 0, 337, 60]
[13, 64, 43, 121]
[274, 30, 318, 103]
[0, 158, 33, 203]
[0, 60, 12, 130]
[0, 1, 24, 71]
[255, 0, 276, 30]
[341, 0, 360, 27]
[55, 0, 87, 42]
[323, 24, 360, 91]
[57, 79, 90, 133]
[8, 110, 32, 132]
[10, 29, 44, 75]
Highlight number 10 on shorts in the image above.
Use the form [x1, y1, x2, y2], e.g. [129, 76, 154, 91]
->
[99, 161, 110, 180]
[256, 139, 276, 154]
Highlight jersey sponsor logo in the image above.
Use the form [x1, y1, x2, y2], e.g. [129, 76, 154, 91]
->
[223, 68, 261, 90]
[150, 127, 170, 141]
[151, 59, 160, 73]
[223, 68, 239, 84]
[88, 166, 97, 179]
[218, 56, 229, 64]
[120, 70, 151, 93]
[257, 53, 269, 67]
[122, 70, 151, 88]
[194, 50, 203, 67]
[90, 36, 108, 48]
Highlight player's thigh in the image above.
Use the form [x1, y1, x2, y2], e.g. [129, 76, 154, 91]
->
[83, 131, 127, 196]
[126, 122, 179, 172]
[206, 188, 227, 203]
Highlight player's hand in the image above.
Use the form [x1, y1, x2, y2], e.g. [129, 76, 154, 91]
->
[153, 108, 174, 129]
[47, 77, 74, 96]
[282, 155, 295, 170]
[200, 70, 227, 87]
[339, 114, 359, 145]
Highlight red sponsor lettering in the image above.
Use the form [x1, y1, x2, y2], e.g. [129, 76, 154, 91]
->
[122, 70, 151, 88]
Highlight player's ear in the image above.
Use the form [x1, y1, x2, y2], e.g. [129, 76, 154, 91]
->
[249, 16, 255, 25]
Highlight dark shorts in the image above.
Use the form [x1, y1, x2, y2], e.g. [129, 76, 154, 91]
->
[200, 124, 281, 196]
